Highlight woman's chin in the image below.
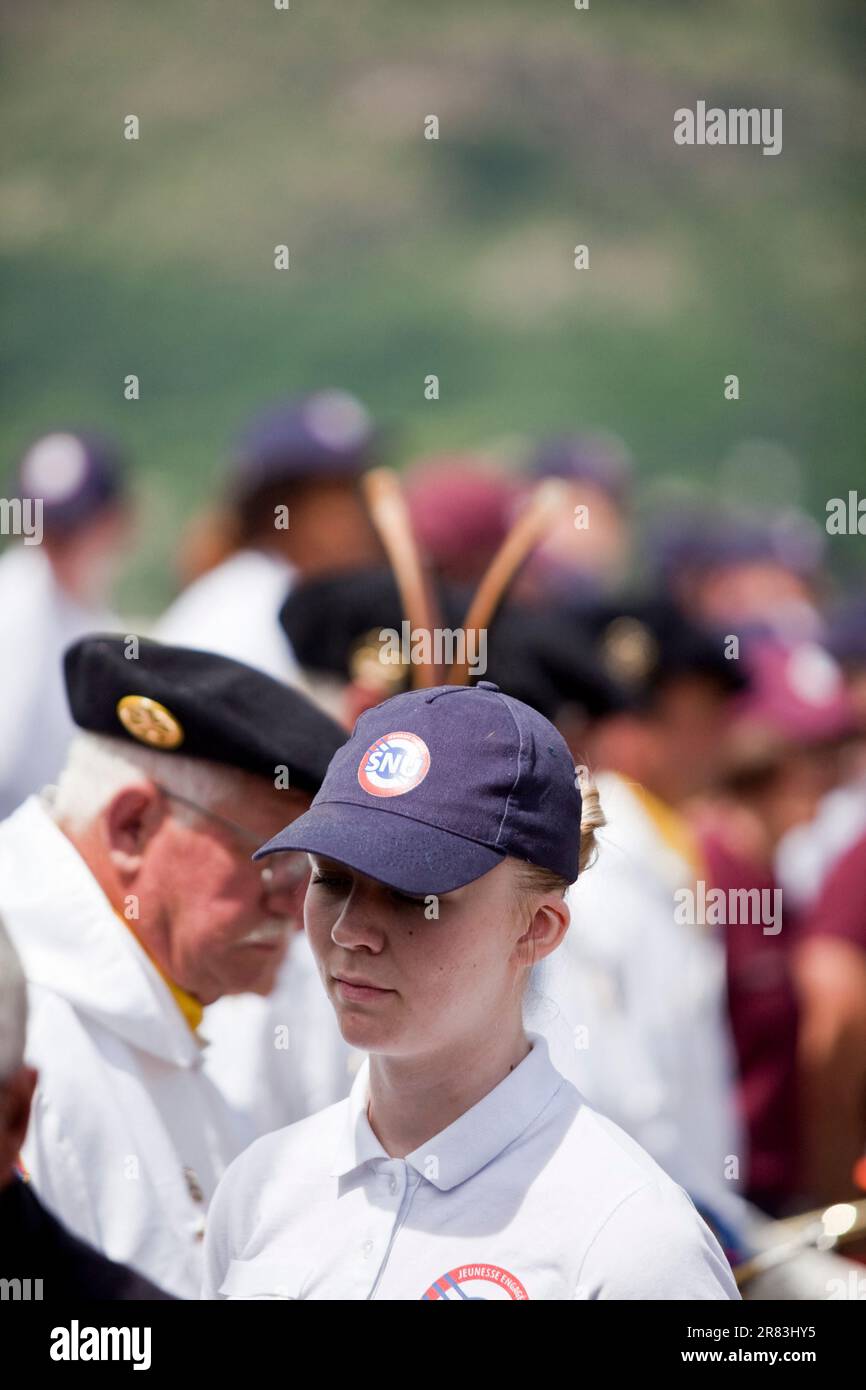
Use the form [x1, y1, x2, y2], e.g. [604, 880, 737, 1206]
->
[336, 1007, 401, 1052]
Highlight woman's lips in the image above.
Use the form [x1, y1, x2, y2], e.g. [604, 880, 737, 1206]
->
[332, 976, 395, 1002]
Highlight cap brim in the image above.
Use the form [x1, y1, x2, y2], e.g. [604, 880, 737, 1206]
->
[253, 801, 504, 895]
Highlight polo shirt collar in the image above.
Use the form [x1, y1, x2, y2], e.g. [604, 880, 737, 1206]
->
[330, 1031, 564, 1190]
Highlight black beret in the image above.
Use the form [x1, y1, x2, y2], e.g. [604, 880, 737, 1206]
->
[280, 568, 628, 722]
[576, 595, 749, 703]
[279, 568, 411, 679]
[63, 635, 347, 793]
[482, 604, 631, 722]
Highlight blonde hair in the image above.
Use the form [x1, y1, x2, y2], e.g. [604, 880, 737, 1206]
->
[576, 762, 606, 876]
[505, 765, 604, 1000]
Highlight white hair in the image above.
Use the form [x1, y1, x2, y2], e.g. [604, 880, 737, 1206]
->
[0, 916, 27, 1084]
[52, 732, 246, 833]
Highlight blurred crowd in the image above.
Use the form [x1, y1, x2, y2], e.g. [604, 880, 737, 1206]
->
[1, 390, 864, 1299]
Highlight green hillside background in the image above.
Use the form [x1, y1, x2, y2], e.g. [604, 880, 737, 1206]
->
[2, 0, 864, 612]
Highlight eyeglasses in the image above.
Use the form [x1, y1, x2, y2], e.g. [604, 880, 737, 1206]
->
[154, 785, 310, 893]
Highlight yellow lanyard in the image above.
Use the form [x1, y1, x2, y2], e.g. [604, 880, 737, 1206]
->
[114, 910, 204, 1034]
[629, 782, 707, 882]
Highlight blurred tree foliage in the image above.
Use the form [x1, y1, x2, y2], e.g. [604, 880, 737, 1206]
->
[0, 0, 863, 609]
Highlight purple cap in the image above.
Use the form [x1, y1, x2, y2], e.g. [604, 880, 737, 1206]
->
[232, 390, 377, 500]
[16, 431, 125, 533]
[651, 508, 825, 587]
[529, 432, 633, 503]
[255, 681, 582, 894]
[826, 595, 866, 667]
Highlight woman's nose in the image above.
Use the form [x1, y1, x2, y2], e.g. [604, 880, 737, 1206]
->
[329, 887, 386, 949]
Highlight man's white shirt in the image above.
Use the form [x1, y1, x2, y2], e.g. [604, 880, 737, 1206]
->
[529, 772, 744, 1228]
[154, 548, 300, 683]
[202, 1030, 740, 1301]
[0, 545, 116, 819]
[775, 774, 866, 912]
[0, 794, 247, 1299]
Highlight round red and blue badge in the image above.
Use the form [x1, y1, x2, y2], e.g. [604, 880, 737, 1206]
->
[358, 731, 431, 797]
[421, 1264, 529, 1300]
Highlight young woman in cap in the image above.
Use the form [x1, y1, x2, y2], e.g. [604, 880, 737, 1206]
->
[203, 681, 740, 1301]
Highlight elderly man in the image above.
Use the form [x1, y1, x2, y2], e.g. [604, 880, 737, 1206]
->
[0, 634, 346, 1298]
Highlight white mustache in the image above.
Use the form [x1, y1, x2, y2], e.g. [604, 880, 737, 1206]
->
[238, 920, 292, 946]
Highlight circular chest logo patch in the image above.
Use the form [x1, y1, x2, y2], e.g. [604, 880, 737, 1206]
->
[421, 1264, 529, 1301]
[358, 731, 431, 797]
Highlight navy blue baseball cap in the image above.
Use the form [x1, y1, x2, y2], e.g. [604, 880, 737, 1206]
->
[650, 507, 825, 588]
[232, 390, 378, 502]
[16, 430, 125, 533]
[254, 682, 582, 894]
[529, 432, 633, 504]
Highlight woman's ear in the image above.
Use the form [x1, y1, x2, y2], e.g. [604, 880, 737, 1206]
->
[104, 783, 163, 874]
[516, 895, 570, 967]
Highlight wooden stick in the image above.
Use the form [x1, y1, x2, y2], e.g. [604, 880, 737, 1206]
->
[360, 467, 444, 688]
[446, 479, 569, 685]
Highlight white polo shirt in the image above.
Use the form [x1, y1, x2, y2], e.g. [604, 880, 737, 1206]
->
[203, 1032, 740, 1300]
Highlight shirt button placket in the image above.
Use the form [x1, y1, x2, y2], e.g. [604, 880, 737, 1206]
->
[360, 1161, 408, 1299]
